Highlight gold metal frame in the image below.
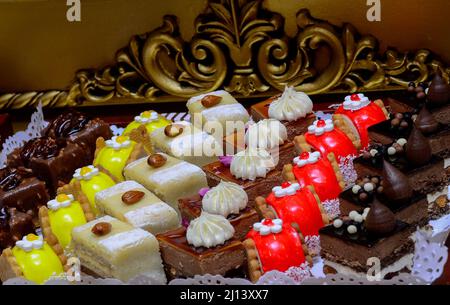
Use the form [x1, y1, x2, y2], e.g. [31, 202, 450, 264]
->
[1, 0, 449, 110]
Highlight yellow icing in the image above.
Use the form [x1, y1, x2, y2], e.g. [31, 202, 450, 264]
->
[93, 141, 136, 181]
[56, 194, 70, 202]
[123, 112, 171, 135]
[48, 201, 87, 248]
[12, 242, 64, 284]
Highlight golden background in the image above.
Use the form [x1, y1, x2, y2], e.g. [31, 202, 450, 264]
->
[0, 0, 448, 93]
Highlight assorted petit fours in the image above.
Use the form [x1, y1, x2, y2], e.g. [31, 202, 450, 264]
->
[122, 110, 171, 135]
[333, 93, 389, 148]
[320, 199, 414, 278]
[124, 153, 208, 210]
[42, 110, 112, 161]
[187, 90, 250, 136]
[294, 119, 360, 161]
[7, 136, 91, 195]
[202, 147, 282, 207]
[151, 121, 222, 167]
[353, 128, 448, 195]
[95, 181, 179, 235]
[39, 183, 95, 249]
[0, 233, 67, 284]
[243, 218, 312, 282]
[71, 165, 117, 215]
[157, 211, 245, 279]
[282, 151, 345, 202]
[71, 215, 166, 283]
[255, 182, 328, 254]
[0, 167, 49, 223]
[250, 86, 316, 140]
[178, 181, 259, 239]
[0, 208, 34, 251]
[94, 126, 153, 181]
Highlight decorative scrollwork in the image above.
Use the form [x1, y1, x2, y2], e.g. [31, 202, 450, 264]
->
[0, 0, 448, 109]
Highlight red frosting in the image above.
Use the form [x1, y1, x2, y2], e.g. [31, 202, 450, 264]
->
[266, 185, 325, 236]
[335, 101, 387, 148]
[292, 156, 341, 201]
[304, 127, 357, 160]
[247, 222, 306, 273]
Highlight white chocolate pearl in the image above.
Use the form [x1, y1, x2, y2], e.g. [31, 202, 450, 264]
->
[363, 183, 374, 192]
[352, 185, 361, 194]
[354, 214, 364, 223]
[349, 211, 359, 220]
[370, 149, 378, 157]
[347, 225, 358, 234]
[333, 219, 343, 228]
[397, 138, 407, 147]
[387, 147, 396, 155]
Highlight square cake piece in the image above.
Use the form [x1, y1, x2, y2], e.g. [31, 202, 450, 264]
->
[95, 181, 179, 234]
[123, 153, 208, 209]
[187, 90, 250, 136]
[151, 121, 222, 167]
[71, 215, 166, 283]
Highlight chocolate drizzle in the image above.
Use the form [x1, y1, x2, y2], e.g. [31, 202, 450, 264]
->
[0, 167, 33, 191]
[405, 127, 432, 166]
[364, 197, 396, 237]
[44, 111, 90, 138]
[382, 160, 413, 205]
[20, 137, 66, 165]
[427, 71, 450, 107]
[414, 107, 439, 135]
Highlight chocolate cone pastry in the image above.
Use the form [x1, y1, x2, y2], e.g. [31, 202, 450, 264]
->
[405, 127, 432, 166]
[427, 71, 450, 107]
[382, 160, 413, 205]
[414, 106, 439, 135]
[365, 197, 396, 237]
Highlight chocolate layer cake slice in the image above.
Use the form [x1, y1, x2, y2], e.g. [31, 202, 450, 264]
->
[0, 208, 34, 251]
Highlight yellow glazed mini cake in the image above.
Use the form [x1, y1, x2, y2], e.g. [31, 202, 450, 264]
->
[93, 126, 152, 181]
[123, 110, 171, 135]
[39, 183, 95, 250]
[71, 165, 116, 215]
[123, 153, 208, 209]
[95, 181, 179, 234]
[71, 216, 166, 283]
[0, 234, 67, 284]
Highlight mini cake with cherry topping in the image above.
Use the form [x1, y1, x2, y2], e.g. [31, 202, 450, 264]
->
[282, 151, 345, 202]
[294, 119, 360, 161]
[178, 181, 259, 239]
[157, 211, 245, 279]
[243, 218, 312, 283]
[95, 181, 179, 235]
[250, 87, 316, 140]
[124, 153, 207, 210]
[320, 199, 414, 278]
[71, 216, 166, 283]
[187, 90, 250, 136]
[333, 93, 389, 148]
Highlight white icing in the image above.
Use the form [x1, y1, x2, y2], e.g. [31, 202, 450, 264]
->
[307, 119, 334, 136]
[124, 203, 177, 229]
[342, 93, 370, 111]
[201, 104, 249, 121]
[73, 165, 100, 181]
[293, 151, 321, 167]
[95, 181, 145, 202]
[245, 119, 287, 150]
[105, 136, 132, 150]
[186, 212, 234, 248]
[147, 162, 204, 185]
[47, 194, 75, 211]
[15, 235, 44, 252]
[134, 111, 159, 124]
[272, 183, 300, 198]
[268, 86, 313, 121]
[99, 229, 152, 253]
[230, 148, 276, 181]
[202, 181, 248, 217]
[252, 219, 283, 236]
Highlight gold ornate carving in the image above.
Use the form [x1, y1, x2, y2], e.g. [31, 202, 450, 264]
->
[1, 0, 449, 109]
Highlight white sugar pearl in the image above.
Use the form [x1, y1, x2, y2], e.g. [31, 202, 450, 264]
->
[333, 219, 343, 228]
[354, 214, 364, 223]
[364, 183, 374, 192]
[387, 147, 396, 155]
[397, 138, 407, 147]
[370, 149, 378, 157]
[352, 185, 361, 194]
[349, 211, 359, 220]
[347, 225, 358, 234]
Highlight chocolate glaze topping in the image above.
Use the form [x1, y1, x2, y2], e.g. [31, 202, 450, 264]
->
[20, 137, 66, 164]
[44, 111, 90, 138]
[364, 197, 396, 237]
[382, 160, 413, 205]
[0, 167, 33, 191]
[414, 107, 439, 135]
[405, 127, 432, 166]
[427, 71, 450, 107]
